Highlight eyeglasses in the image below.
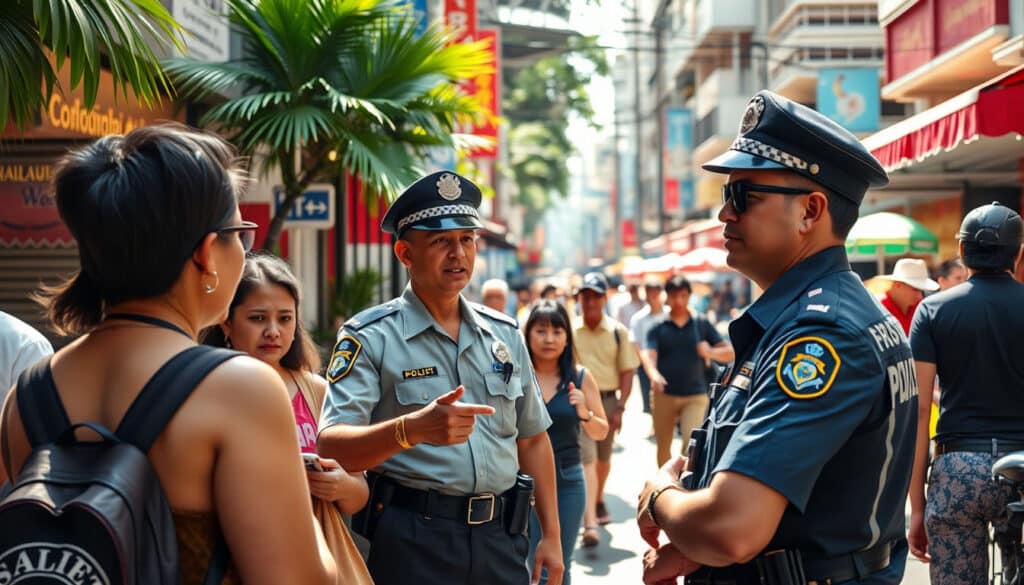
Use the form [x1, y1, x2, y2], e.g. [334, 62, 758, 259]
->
[217, 221, 259, 252]
[721, 182, 815, 214]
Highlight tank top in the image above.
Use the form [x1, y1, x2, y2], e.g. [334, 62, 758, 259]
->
[544, 367, 585, 466]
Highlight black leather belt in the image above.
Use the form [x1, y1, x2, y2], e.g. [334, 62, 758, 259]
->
[600, 389, 618, 395]
[388, 481, 508, 526]
[687, 541, 891, 585]
[935, 438, 1024, 456]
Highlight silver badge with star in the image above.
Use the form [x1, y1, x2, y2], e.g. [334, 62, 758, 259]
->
[436, 173, 462, 201]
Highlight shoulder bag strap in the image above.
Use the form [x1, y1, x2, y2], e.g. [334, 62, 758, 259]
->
[15, 357, 71, 448]
[116, 345, 241, 452]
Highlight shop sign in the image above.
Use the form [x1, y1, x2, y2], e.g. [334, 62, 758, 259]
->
[465, 28, 499, 158]
[936, 0, 1008, 54]
[816, 68, 880, 132]
[172, 0, 230, 62]
[0, 162, 72, 247]
[885, 0, 934, 81]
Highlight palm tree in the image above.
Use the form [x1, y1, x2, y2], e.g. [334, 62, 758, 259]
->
[1, 0, 183, 132]
[163, 0, 492, 252]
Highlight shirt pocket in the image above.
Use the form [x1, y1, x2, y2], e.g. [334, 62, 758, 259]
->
[395, 375, 452, 414]
[483, 371, 523, 437]
[706, 386, 748, 471]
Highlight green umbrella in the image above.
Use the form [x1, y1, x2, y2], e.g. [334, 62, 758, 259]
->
[846, 212, 939, 274]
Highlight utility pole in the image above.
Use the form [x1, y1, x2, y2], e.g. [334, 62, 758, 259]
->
[632, 0, 643, 250]
[613, 104, 622, 261]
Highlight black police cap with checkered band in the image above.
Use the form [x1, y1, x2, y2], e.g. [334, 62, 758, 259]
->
[380, 170, 484, 236]
[702, 90, 889, 205]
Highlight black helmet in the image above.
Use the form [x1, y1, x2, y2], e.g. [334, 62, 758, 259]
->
[956, 202, 1023, 248]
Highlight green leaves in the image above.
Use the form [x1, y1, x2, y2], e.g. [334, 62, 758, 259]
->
[2, 0, 184, 132]
[164, 0, 490, 250]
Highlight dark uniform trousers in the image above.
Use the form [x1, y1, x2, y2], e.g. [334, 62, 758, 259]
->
[366, 494, 530, 585]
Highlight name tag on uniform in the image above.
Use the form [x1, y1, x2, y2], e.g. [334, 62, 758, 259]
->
[403, 366, 438, 379]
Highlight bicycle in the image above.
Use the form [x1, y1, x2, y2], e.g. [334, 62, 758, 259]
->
[991, 452, 1024, 585]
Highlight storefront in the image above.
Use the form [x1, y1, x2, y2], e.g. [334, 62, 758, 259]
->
[0, 64, 183, 340]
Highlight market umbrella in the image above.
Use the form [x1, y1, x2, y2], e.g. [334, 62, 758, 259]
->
[845, 211, 939, 274]
[674, 247, 732, 272]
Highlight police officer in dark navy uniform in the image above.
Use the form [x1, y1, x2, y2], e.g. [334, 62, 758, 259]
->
[636, 90, 917, 585]
[907, 202, 1024, 585]
[317, 171, 564, 585]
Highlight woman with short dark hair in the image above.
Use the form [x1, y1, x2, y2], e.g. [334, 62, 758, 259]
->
[0, 124, 338, 584]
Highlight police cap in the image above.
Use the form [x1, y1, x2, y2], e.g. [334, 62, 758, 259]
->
[956, 202, 1023, 248]
[702, 90, 889, 205]
[380, 170, 484, 236]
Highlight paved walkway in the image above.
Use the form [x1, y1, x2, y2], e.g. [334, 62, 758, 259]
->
[568, 390, 931, 585]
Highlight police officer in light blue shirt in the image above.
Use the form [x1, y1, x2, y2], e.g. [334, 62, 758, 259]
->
[317, 171, 563, 585]
[636, 91, 917, 585]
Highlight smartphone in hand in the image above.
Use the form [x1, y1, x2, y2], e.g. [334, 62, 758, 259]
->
[302, 453, 324, 472]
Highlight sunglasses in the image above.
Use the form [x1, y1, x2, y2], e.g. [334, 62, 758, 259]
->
[217, 221, 259, 252]
[721, 182, 815, 214]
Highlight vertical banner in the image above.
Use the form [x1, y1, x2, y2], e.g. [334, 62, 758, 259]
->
[411, 0, 428, 36]
[467, 28, 499, 158]
[445, 0, 477, 43]
[816, 68, 880, 132]
[664, 107, 694, 212]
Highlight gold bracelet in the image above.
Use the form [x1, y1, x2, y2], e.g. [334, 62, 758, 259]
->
[395, 416, 413, 449]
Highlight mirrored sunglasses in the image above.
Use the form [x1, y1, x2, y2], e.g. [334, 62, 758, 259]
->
[721, 182, 815, 214]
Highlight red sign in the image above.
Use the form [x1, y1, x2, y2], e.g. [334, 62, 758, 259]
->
[444, 0, 476, 43]
[886, 0, 934, 82]
[937, 0, 1008, 54]
[621, 219, 637, 249]
[466, 28, 499, 159]
[664, 179, 680, 211]
[0, 163, 73, 246]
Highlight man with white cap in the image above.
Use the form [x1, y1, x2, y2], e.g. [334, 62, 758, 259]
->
[877, 258, 939, 335]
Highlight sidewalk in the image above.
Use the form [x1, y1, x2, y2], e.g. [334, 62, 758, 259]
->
[568, 389, 931, 585]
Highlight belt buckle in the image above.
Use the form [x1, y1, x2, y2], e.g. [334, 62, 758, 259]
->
[467, 493, 496, 525]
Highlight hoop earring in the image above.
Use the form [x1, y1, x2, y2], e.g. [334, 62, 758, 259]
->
[224, 336, 232, 349]
[203, 271, 220, 295]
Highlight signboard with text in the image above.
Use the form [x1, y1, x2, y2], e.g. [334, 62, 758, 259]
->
[466, 29, 500, 158]
[274, 184, 336, 230]
[0, 162, 73, 247]
[172, 0, 230, 62]
[664, 107, 693, 212]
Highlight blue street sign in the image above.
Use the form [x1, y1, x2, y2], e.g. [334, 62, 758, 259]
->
[274, 184, 336, 229]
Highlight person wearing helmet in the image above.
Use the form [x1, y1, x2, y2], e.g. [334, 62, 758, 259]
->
[907, 202, 1024, 585]
[636, 90, 917, 585]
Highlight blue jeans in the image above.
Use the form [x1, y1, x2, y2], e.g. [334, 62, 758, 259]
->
[528, 458, 586, 585]
[637, 367, 651, 413]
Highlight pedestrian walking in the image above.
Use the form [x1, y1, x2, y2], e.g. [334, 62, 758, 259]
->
[637, 90, 917, 585]
[907, 202, 1024, 585]
[629, 278, 669, 417]
[316, 170, 564, 585]
[645, 275, 734, 467]
[574, 271, 639, 532]
[524, 299, 608, 584]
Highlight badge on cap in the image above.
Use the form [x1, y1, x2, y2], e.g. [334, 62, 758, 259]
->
[775, 336, 841, 399]
[492, 340, 513, 383]
[739, 95, 765, 135]
[436, 173, 462, 201]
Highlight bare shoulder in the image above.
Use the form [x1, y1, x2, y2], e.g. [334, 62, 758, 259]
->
[198, 354, 290, 413]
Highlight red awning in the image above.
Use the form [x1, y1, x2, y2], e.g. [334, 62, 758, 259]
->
[864, 66, 1024, 171]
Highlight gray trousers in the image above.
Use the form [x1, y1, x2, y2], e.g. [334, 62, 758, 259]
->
[366, 504, 530, 585]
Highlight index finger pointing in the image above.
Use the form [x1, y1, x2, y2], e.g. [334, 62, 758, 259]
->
[452, 402, 496, 416]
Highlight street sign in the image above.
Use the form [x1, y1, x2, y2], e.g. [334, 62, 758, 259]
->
[274, 184, 335, 229]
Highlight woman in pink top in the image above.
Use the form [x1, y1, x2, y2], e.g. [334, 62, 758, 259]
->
[205, 253, 370, 583]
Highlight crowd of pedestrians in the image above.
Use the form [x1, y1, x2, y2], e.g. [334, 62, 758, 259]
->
[1, 96, 1024, 585]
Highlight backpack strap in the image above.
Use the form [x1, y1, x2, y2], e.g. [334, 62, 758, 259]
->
[116, 345, 241, 452]
[15, 357, 72, 448]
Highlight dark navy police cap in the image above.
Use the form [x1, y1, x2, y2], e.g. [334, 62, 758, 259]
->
[577, 272, 609, 295]
[702, 90, 889, 205]
[380, 170, 484, 236]
[957, 202, 1023, 248]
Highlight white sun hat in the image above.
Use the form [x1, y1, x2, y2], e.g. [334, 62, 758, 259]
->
[876, 258, 939, 292]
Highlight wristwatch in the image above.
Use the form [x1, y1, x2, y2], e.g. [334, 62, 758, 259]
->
[645, 484, 684, 527]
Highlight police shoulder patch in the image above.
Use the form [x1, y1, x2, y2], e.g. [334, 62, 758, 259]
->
[775, 336, 841, 399]
[327, 335, 362, 383]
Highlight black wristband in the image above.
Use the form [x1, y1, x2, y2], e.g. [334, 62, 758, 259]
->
[646, 484, 683, 527]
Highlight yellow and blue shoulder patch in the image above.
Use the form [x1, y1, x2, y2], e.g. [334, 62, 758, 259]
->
[775, 336, 841, 399]
[327, 335, 362, 383]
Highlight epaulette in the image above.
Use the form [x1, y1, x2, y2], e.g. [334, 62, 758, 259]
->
[344, 301, 400, 330]
[795, 281, 839, 325]
[471, 302, 519, 328]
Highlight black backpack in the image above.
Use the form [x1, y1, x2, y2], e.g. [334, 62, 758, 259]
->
[0, 345, 239, 585]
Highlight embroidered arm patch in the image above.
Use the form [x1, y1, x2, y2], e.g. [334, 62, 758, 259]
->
[327, 335, 362, 383]
[775, 336, 841, 399]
